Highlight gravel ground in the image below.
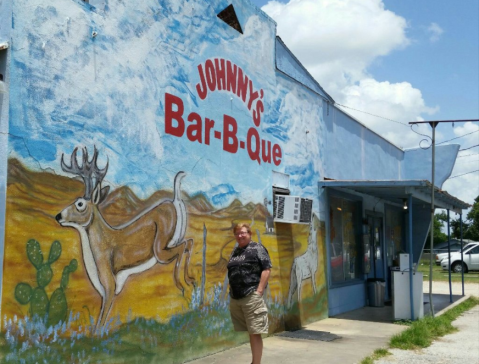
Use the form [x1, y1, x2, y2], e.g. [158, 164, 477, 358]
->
[376, 282, 479, 364]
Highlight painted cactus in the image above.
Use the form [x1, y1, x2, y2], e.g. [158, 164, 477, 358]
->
[14, 239, 77, 327]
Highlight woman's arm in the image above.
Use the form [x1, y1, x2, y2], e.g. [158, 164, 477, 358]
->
[256, 268, 271, 296]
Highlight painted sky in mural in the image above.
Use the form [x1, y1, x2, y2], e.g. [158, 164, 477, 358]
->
[8, 0, 324, 210]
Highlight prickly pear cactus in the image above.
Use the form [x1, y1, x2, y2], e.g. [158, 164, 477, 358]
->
[30, 287, 49, 318]
[26, 239, 43, 269]
[48, 259, 78, 327]
[14, 239, 77, 327]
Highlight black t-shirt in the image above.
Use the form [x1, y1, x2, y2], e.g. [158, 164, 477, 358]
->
[227, 242, 272, 299]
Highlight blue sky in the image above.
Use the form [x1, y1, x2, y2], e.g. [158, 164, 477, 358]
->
[251, 0, 479, 205]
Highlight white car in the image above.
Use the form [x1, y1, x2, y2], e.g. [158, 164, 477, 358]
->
[435, 243, 475, 265]
[441, 243, 479, 273]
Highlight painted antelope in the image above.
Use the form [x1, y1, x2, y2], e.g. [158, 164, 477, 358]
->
[55, 147, 194, 330]
[287, 216, 318, 309]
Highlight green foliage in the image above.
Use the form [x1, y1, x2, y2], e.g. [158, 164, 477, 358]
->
[360, 348, 391, 364]
[14, 239, 77, 327]
[389, 296, 478, 350]
[426, 213, 448, 245]
[464, 195, 479, 241]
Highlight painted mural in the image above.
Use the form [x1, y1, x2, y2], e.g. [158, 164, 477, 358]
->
[0, 0, 327, 362]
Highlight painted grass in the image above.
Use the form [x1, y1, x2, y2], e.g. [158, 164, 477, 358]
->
[0, 285, 286, 364]
[360, 296, 479, 364]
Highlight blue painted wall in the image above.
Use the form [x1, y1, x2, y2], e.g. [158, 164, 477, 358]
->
[0, 0, 13, 315]
[0, 0, 464, 359]
[403, 144, 460, 186]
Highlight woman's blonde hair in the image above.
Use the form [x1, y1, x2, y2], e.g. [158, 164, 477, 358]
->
[233, 223, 252, 235]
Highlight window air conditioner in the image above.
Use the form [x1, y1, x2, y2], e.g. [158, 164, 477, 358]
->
[274, 195, 313, 224]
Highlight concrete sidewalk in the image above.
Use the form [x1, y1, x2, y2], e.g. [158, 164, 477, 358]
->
[187, 282, 478, 364]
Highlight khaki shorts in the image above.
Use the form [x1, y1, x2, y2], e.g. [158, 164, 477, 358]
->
[230, 291, 269, 334]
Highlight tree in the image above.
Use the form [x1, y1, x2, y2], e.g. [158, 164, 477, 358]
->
[427, 212, 448, 246]
[464, 195, 479, 241]
[446, 196, 479, 241]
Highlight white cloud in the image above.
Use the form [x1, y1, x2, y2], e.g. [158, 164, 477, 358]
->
[427, 22, 444, 43]
[261, 0, 478, 205]
[262, 0, 410, 96]
[340, 78, 439, 148]
[261, 0, 441, 149]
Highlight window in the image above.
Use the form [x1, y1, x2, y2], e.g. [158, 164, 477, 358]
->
[217, 4, 243, 34]
[385, 206, 404, 266]
[329, 195, 361, 283]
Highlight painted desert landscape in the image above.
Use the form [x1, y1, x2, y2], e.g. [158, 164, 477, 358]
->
[1, 158, 327, 363]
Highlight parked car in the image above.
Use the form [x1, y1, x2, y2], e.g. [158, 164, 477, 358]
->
[441, 243, 479, 273]
[435, 242, 475, 265]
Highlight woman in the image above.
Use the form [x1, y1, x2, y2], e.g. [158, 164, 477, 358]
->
[227, 223, 272, 364]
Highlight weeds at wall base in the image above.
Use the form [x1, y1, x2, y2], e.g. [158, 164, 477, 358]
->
[360, 348, 391, 364]
[361, 296, 479, 364]
[390, 296, 478, 350]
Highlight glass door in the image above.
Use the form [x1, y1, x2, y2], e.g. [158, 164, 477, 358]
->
[367, 215, 384, 280]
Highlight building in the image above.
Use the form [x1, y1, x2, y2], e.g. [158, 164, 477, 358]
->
[0, 0, 469, 362]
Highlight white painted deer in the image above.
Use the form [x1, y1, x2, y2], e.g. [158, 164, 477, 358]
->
[287, 217, 318, 309]
[55, 147, 194, 330]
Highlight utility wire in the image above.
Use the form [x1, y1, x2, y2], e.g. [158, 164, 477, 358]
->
[335, 103, 409, 126]
[448, 169, 479, 179]
[459, 144, 479, 151]
[457, 153, 479, 158]
[437, 129, 479, 145]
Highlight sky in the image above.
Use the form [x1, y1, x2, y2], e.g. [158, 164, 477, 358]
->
[250, 0, 479, 211]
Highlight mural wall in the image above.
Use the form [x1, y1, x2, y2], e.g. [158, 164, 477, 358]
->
[0, 0, 328, 362]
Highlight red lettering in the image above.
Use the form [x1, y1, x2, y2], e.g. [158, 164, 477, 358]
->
[261, 139, 272, 164]
[165, 93, 185, 137]
[247, 79, 259, 110]
[247, 127, 261, 164]
[195, 65, 208, 100]
[226, 61, 237, 95]
[236, 67, 248, 103]
[205, 59, 216, 92]
[272, 144, 282, 166]
[205, 118, 215, 145]
[187, 112, 203, 143]
[253, 100, 263, 127]
[223, 115, 238, 153]
[215, 58, 226, 91]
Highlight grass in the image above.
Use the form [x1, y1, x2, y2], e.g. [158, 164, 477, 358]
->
[360, 296, 479, 364]
[417, 259, 479, 283]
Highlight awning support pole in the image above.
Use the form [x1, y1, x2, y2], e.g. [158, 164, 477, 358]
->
[460, 214, 464, 296]
[447, 209, 452, 303]
[408, 194, 414, 320]
[428, 121, 438, 318]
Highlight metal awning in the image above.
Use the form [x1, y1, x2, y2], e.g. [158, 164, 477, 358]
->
[318, 179, 470, 213]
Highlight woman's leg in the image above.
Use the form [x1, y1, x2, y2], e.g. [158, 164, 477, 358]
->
[249, 333, 263, 364]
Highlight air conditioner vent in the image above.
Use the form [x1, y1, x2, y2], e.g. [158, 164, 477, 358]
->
[276, 196, 285, 219]
[274, 195, 313, 224]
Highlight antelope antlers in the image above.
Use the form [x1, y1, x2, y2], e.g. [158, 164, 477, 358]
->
[61, 146, 109, 199]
